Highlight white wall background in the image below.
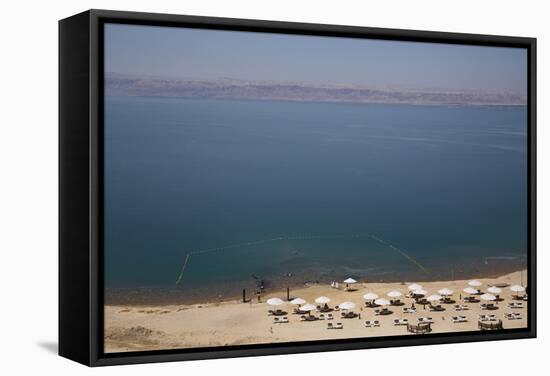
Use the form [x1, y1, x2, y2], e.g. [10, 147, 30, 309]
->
[0, 0, 546, 374]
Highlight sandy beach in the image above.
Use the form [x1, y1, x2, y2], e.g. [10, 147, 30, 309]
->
[104, 270, 528, 353]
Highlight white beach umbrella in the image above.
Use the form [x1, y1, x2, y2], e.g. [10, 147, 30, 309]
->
[408, 283, 423, 291]
[343, 278, 357, 284]
[480, 293, 496, 302]
[463, 287, 479, 295]
[427, 294, 442, 302]
[374, 298, 390, 306]
[438, 288, 453, 296]
[387, 291, 402, 298]
[468, 280, 482, 287]
[510, 285, 526, 293]
[363, 292, 379, 300]
[300, 303, 316, 312]
[315, 296, 331, 304]
[267, 297, 284, 306]
[290, 298, 306, 305]
[339, 301, 356, 310]
[487, 286, 502, 295]
[412, 289, 427, 296]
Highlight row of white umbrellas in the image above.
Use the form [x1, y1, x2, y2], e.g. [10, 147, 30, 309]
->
[267, 296, 357, 311]
[267, 281, 526, 308]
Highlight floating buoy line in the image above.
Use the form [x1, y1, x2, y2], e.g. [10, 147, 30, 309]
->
[175, 233, 430, 285]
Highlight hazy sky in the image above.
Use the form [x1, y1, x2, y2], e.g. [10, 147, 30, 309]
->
[105, 23, 527, 93]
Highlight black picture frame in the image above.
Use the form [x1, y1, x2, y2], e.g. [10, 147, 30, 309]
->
[59, 9, 537, 367]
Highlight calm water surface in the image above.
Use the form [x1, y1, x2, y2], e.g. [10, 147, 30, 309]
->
[104, 97, 527, 303]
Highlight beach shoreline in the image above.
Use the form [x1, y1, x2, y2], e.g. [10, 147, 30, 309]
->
[105, 263, 527, 306]
[105, 269, 528, 353]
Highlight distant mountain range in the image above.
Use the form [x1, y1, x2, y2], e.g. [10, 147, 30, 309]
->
[105, 73, 527, 106]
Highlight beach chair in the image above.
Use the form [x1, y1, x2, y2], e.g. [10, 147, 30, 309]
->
[418, 317, 433, 324]
[430, 305, 445, 312]
[280, 317, 289, 323]
[327, 313, 334, 320]
[504, 313, 515, 320]
[300, 315, 307, 321]
[365, 320, 375, 328]
[273, 317, 280, 324]
[327, 322, 334, 329]
[319, 314, 326, 320]
[373, 320, 380, 327]
[453, 315, 467, 323]
[335, 322, 344, 329]
[508, 302, 524, 309]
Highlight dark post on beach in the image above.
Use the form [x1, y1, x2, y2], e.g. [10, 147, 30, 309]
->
[287, 287, 290, 301]
[242, 289, 246, 303]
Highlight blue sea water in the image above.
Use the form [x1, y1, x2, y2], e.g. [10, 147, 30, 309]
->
[104, 96, 527, 303]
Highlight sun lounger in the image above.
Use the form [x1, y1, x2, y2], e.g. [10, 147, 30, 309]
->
[479, 314, 497, 322]
[451, 315, 468, 323]
[417, 317, 434, 323]
[280, 317, 289, 323]
[327, 313, 334, 320]
[393, 318, 408, 326]
[429, 305, 445, 312]
[454, 304, 469, 311]
[402, 307, 417, 313]
[505, 312, 523, 320]
[507, 302, 524, 309]
[300, 315, 307, 321]
[365, 320, 381, 327]
[335, 322, 343, 329]
[319, 314, 325, 320]
[327, 322, 334, 329]
[375, 308, 392, 316]
[273, 317, 280, 323]
[481, 303, 498, 310]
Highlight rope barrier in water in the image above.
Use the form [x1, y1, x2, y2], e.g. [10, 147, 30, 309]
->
[175, 233, 430, 285]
